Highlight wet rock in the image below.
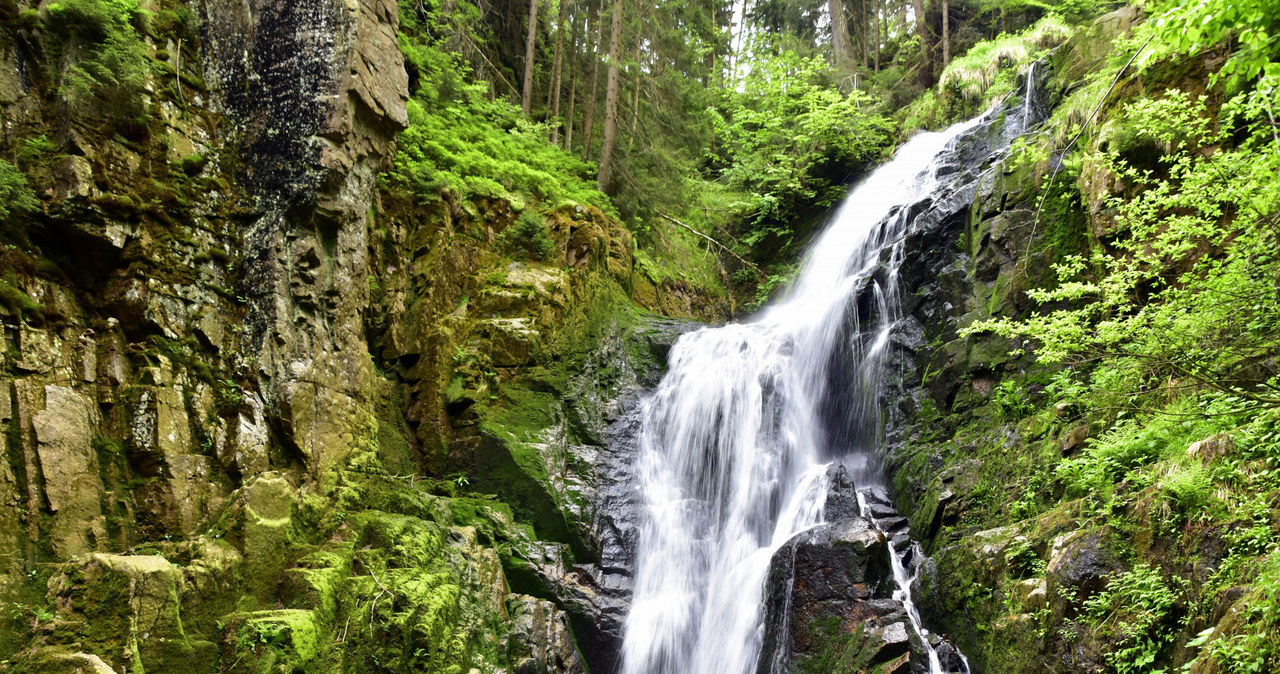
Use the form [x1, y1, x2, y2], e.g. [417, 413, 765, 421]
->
[935, 638, 968, 672]
[1060, 423, 1091, 453]
[221, 395, 272, 477]
[1047, 530, 1122, 612]
[242, 474, 296, 600]
[1015, 577, 1048, 612]
[505, 595, 587, 674]
[485, 318, 541, 367]
[51, 156, 94, 203]
[824, 463, 863, 520]
[44, 555, 195, 673]
[10, 650, 120, 673]
[757, 516, 900, 672]
[877, 619, 912, 658]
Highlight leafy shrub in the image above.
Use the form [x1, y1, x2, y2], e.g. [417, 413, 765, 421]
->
[993, 379, 1035, 422]
[1084, 565, 1181, 674]
[45, 0, 152, 108]
[1054, 395, 1233, 500]
[387, 17, 613, 216]
[0, 159, 38, 220]
[967, 90, 1280, 409]
[707, 47, 897, 251]
[499, 211, 554, 262]
[1204, 555, 1280, 673]
[1159, 464, 1211, 520]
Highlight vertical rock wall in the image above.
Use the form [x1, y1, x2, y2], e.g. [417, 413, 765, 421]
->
[199, 0, 409, 482]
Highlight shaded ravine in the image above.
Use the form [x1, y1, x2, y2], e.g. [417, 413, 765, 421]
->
[615, 67, 1050, 674]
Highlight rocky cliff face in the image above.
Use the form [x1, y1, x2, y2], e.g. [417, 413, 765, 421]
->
[859, 8, 1260, 674]
[0, 1, 725, 671]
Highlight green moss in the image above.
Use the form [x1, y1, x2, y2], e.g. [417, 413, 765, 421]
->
[180, 153, 208, 177]
[792, 619, 892, 674]
[0, 278, 43, 320]
[232, 610, 322, 672]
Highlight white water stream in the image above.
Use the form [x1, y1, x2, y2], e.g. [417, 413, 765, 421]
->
[618, 68, 1044, 669]
[619, 118, 982, 674]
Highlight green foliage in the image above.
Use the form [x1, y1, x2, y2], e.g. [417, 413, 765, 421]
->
[750, 264, 800, 309]
[1158, 463, 1211, 520]
[1143, 0, 1280, 92]
[392, 96, 611, 213]
[993, 379, 1035, 421]
[0, 159, 38, 221]
[1203, 555, 1280, 673]
[388, 4, 613, 217]
[940, 15, 1072, 105]
[1054, 394, 1238, 503]
[709, 47, 896, 250]
[498, 211, 554, 261]
[967, 90, 1280, 407]
[1084, 564, 1182, 673]
[44, 0, 152, 107]
[16, 135, 58, 170]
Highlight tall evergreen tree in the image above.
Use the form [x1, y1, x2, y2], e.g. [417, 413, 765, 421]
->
[522, 0, 540, 114]
[598, 0, 624, 191]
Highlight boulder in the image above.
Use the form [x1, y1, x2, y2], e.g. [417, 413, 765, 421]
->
[757, 516, 901, 672]
[242, 474, 296, 600]
[1014, 578, 1048, 613]
[485, 318, 541, 367]
[1047, 530, 1122, 614]
[44, 554, 196, 673]
[1186, 434, 1235, 464]
[10, 650, 120, 673]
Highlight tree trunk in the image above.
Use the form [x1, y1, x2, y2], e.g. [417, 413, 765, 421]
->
[828, 0, 852, 69]
[521, 0, 540, 115]
[942, 0, 950, 66]
[859, 0, 868, 70]
[911, 0, 932, 85]
[872, 0, 880, 72]
[597, 0, 623, 192]
[564, 12, 581, 150]
[582, 6, 603, 162]
[548, 0, 567, 141]
[627, 71, 640, 153]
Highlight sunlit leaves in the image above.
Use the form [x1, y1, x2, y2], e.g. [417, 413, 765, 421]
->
[965, 90, 1280, 404]
[708, 46, 896, 238]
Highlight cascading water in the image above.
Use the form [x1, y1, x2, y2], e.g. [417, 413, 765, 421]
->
[619, 68, 1046, 674]
[1023, 62, 1038, 132]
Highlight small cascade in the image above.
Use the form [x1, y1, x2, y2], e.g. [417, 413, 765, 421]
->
[1022, 62, 1038, 133]
[618, 67, 1049, 674]
[859, 490, 970, 674]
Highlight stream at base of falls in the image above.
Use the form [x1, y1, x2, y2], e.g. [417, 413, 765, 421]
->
[617, 66, 1048, 674]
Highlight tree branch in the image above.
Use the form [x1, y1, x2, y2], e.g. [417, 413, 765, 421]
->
[657, 212, 766, 281]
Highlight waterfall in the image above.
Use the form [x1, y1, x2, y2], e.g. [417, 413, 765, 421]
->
[620, 85, 1043, 674]
[1022, 62, 1037, 132]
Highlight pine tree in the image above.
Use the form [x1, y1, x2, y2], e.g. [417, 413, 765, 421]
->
[597, 0, 624, 192]
[521, 0, 540, 115]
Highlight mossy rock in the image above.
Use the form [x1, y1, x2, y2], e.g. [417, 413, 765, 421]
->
[226, 610, 322, 673]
